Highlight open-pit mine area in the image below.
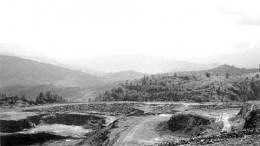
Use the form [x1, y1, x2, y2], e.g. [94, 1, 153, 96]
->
[0, 102, 260, 146]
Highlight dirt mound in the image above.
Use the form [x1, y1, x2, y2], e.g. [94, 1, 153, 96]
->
[156, 129, 260, 146]
[24, 103, 143, 116]
[168, 113, 212, 135]
[244, 108, 260, 129]
[238, 104, 256, 119]
[75, 120, 119, 146]
[126, 108, 144, 116]
[236, 104, 260, 129]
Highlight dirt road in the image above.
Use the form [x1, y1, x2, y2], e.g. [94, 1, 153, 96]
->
[114, 114, 172, 146]
[121, 117, 153, 146]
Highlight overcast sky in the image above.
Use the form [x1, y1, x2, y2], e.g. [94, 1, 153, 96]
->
[0, 0, 260, 63]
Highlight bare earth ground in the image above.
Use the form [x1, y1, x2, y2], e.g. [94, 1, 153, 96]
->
[112, 109, 240, 146]
[0, 102, 253, 146]
[113, 115, 174, 146]
[190, 108, 240, 132]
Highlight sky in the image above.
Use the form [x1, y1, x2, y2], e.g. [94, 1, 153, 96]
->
[0, 0, 260, 63]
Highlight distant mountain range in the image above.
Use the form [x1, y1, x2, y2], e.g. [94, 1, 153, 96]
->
[0, 55, 145, 101]
[190, 64, 259, 76]
[1, 43, 259, 73]
[0, 55, 103, 88]
[188, 45, 260, 69]
[102, 70, 147, 82]
[65, 55, 220, 74]
[0, 54, 259, 102]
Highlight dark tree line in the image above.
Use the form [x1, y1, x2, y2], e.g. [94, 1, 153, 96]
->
[0, 91, 66, 106]
[35, 91, 66, 104]
[0, 93, 34, 105]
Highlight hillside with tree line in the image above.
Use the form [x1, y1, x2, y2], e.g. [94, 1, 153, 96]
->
[96, 72, 260, 102]
[0, 91, 66, 106]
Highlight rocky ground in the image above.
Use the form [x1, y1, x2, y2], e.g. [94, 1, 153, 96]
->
[23, 103, 144, 116]
[155, 102, 260, 146]
[0, 101, 259, 146]
[155, 129, 260, 146]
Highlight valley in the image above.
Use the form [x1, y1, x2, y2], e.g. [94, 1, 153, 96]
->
[0, 55, 260, 146]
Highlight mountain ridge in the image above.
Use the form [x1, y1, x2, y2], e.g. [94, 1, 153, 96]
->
[65, 55, 220, 74]
[0, 55, 103, 88]
[0, 55, 146, 101]
[193, 64, 259, 76]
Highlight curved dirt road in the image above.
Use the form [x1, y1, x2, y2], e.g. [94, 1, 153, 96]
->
[115, 114, 172, 146]
[121, 117, 154, 146]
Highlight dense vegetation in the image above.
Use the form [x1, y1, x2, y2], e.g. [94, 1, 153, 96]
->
[96, 74, 260, 102]
[0, 91, 66, 106]
[0, 93, 35, 106]
[35, 91, 66, 104]
[168, 113, 212, 135]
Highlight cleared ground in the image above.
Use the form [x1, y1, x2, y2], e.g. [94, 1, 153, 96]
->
[0, 102, 251, 146]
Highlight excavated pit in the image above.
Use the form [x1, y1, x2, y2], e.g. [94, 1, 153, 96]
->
[0, 112, 109, 146]
[0, 132, 69, 146]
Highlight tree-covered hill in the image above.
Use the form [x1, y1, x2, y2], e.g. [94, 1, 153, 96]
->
[96, 74, 260, 102]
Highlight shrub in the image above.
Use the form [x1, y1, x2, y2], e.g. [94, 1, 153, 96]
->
[168, 113, 211, 134]
[36, 92, 66, 104]
[226, 73, 229, 79]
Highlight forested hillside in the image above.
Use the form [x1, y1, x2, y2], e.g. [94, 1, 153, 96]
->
[96, 74, 260, 102]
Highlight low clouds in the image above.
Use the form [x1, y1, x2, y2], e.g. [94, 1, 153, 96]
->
[240, 16, 260, 26]
[219, 7, 260, 26]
